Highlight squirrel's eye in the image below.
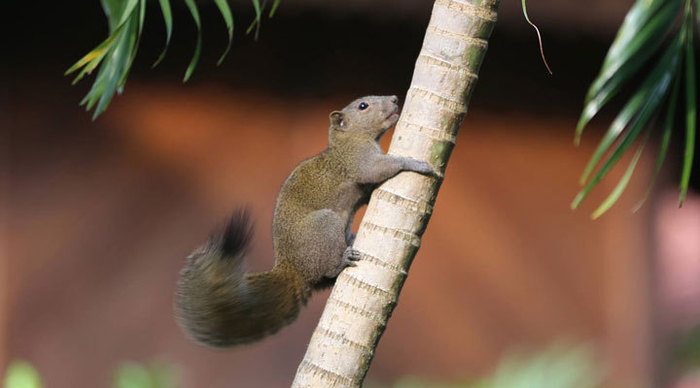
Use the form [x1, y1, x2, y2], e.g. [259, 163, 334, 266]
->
[358, 102, 369, 110]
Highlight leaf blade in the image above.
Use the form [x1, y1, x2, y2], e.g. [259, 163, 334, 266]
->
[633, 71, 681, 212]
[214, 0, 235, 65]
[269, 0, 281, 17]
[247, 0, 263, 39]
[183, 0, 203, 82]
[680, 7, 696, 205]
[65, 0, 139, 77]
[65, 32, 119, 77]
[153, 0, 173, 67]
[91, 15, 139, 118]
[591, 135, 647, 219]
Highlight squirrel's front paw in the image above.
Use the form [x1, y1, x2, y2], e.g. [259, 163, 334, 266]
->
[410, 159, 439, 177]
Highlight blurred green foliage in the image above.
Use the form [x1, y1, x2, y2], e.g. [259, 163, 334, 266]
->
[2, 360, 179, 388]
[674, 324, 700, 371]
[3, 361, 42, 388]
[4, 344, 600, 388]
[368, 343, 603, 388]
[113, 361, 179, 388]
[470, 343, 603, 388]
[7, 335, 700, 387]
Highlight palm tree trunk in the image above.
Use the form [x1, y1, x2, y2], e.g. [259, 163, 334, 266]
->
[292, 0, 501, 386]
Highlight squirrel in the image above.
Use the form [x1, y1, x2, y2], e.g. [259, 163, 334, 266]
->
[175, 95, 435, 347]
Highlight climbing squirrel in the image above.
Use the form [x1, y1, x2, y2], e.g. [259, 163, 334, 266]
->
[176, 95, 435, 347]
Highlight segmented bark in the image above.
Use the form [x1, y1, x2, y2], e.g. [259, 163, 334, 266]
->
[292, 1, 501, 386]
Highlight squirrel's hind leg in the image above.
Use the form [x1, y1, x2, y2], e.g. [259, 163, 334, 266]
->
[298, 209, 356, 283]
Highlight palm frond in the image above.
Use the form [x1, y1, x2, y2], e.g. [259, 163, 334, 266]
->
[574, 0, 698, 217]
[68, 0, 281, 119]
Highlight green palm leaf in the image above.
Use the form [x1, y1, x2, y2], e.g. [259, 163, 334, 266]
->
[269, 0, 282, 17]
[680, 6, 697, 205]
[152, 0, 173, 67]
[591, 136, 647, 219]
[214, 0, 235, 65]
[182, 0, 202, 82]
[572, 37, 680, 212]
[578, 33, 683, 187]
[633, 73, 681, 212]
[585, 0, 674, 99]
[574, 0, 697, 217]
[246, 0, 264, 39]
[68, 0, 282, 119]
[576, 0, 682, 144]
[67, 0, 142, 118]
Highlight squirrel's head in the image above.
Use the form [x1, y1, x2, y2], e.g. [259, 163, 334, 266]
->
[328, 95, 400, 142]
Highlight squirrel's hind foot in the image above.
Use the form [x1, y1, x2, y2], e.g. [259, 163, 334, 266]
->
[342, 247, 361, 267]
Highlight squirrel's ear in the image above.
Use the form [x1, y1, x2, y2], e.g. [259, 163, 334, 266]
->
[329, 111, 346, 129]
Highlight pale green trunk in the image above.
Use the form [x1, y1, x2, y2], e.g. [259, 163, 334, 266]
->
[292, 0, 501, 386]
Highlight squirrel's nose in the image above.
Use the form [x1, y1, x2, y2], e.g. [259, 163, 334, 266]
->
[390, 95, 399, 104]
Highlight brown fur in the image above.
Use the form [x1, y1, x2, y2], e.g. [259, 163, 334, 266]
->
[176, 96, 435, 347]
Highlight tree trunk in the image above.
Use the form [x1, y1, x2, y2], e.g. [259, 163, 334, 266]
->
[292, 0, 501, 386]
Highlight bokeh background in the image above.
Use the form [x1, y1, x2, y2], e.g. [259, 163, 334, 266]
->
[3, 0, 700, 387]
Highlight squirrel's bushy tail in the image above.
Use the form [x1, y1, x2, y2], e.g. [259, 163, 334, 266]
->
[175, 210, 308, 347]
